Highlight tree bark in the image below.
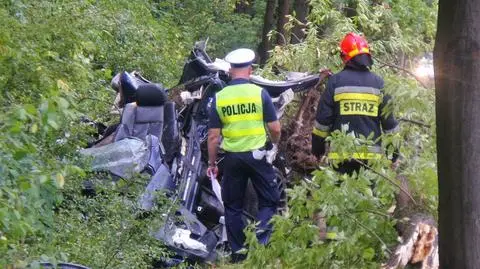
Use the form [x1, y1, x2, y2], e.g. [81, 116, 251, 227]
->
[291, 0, 308, 44]
[258, 0, 277, 65]
[343, 0, 357, 18]
[434, 0, 480, 268]
[275, 0, 290, 46]
[235, 0, 254, 16]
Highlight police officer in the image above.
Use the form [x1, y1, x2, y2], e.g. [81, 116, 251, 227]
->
[207, 48, 281, 262]
[312, 33, 400, 174]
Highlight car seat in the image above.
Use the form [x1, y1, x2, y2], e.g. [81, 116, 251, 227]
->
[114, 83, 167, 142]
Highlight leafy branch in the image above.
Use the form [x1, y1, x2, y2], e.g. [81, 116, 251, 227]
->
[374, 57, 430, 89]
[342, 213, 392, 255]
[398, 117, 431, 128]
[355, 159, 417, 205]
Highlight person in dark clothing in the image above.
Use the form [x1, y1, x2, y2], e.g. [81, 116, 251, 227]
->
[311, 33, 400, 175]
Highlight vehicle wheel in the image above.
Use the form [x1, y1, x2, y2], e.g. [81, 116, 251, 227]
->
[275, 167, 288, 214]
[243, 167, 288, 219]
[243, 180, 258, 218]
[39, 263, 91, 269]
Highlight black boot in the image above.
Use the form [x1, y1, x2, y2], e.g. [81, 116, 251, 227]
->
[230, 248, 248, 263]
[230, 253, 247, 263]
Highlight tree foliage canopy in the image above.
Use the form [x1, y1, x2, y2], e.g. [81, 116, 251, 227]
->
[0, 0, 438, 268]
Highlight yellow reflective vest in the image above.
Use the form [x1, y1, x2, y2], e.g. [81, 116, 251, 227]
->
[216, 83, 266, 152]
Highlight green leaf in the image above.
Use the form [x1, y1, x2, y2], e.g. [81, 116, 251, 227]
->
[13, 150, 28, 160]
[30, 123, 38, 133]
[56, 97, 69, 109]
[24, 104, 38, 115]
[362, 247, 375, 260]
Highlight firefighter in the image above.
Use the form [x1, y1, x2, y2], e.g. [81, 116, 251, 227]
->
[312, 33, 400, 174]
[207, 48, 281, 262]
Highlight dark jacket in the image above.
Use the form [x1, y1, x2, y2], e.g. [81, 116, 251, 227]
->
[312, 63, 399, 160]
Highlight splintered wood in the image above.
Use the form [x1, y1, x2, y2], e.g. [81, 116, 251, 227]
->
[383, 175, 439, 269]
[282, 87, 321, 173]
[383, 220, 438, 269]
[279, 72, 332, 173]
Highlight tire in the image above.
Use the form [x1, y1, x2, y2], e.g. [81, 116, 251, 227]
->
[39, 263, 90, 269]
[243, 179, 258, 218]
[275, 167, 288, 214]
[243, 167, 288, 219]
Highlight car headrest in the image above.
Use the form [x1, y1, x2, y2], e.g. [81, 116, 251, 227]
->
[136, 84, 167, 107]
[111, 72, 121, 93]
[120, 71, 138, 104]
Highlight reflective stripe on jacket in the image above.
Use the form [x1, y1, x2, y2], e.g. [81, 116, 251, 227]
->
[312, 67, 399, 159]
[328, 145, 383, 160]
[216, 83, 266, 152]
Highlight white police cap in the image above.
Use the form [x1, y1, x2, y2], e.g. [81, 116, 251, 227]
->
[225, 48, 255, 68]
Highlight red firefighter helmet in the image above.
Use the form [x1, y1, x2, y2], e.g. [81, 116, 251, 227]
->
[339, 33, 370, 63]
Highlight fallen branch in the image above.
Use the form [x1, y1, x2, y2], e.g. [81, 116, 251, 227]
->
[283, 71, 331, 172]
[354, 160, 417, 205]
[342, 213, 392, 255]
[374, 58, 430, 89]
[351, 209, 392, 219]
[399, 117, 431, 128]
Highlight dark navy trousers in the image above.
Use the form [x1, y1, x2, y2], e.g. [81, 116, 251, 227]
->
[334, 160, 363, 175]
[221, 151, 280, 252]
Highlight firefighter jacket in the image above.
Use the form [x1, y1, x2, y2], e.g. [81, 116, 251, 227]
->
[312, 66, 399, 160]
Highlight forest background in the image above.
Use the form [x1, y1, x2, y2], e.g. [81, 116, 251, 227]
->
[0, 0, 437, 268]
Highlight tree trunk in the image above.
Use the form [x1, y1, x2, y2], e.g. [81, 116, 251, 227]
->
[343, 0, 357, 18]
[258, 0, 277, 65]
[434, 0, 480, 268]
[291, 0, 308, 44]
[275, 0, 290, 46]
[235, 0, 255, 16]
